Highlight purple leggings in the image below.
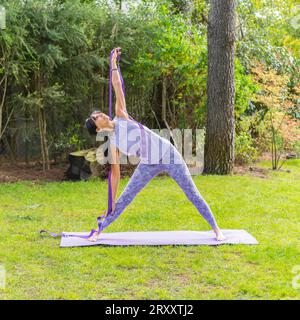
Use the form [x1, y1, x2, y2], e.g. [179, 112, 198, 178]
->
[99, 146, 218, 232]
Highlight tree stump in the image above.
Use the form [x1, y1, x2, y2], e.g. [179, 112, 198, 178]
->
[65, 147, 138, 181]
[65, 149, 94, 181]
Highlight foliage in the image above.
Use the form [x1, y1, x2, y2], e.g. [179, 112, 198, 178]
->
[54, 124, 86, 154]
[251, 62, 300, 156]
[130, 1, 208, 128]
[235, 116, 258, 164]
[236, 0, 300, 82]
[0, 0, 299, 167]
[0, 0, 105, 167]
[234, 59, 259, 117]
[235, 132, 258, 165]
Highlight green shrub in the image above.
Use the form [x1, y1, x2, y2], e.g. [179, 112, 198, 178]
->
[235, 132, 258, 165]
[294, 140, 300, 159]
[54, 124, 86, 155]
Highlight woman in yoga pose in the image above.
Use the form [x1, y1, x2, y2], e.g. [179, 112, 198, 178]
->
[85, 48, 226, 241]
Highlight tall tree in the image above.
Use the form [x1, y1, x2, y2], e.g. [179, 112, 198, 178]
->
[204, 0, 236, 174]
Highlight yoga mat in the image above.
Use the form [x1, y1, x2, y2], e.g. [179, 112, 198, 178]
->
[59, 229, 258, 247]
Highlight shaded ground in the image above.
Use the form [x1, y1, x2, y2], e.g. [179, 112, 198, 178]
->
[0, 161, 271, 183]
[0, 161, 139, 183]
[232, 165, 269, 178]
[0, 162, 67, 183]
[3, 152, 291, 183]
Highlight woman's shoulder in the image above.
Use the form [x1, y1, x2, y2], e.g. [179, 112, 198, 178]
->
[114, 115, 126, 120]
[113, 116, 129, 131]
[114, 114, 131, 123]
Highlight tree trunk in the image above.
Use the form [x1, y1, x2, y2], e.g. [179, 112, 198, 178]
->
[0, 74, 8, 139]
[42, 107, 50, 170]
[2, 135, 16, 163]
[38, 107, 50, 171]
[162, 75, 179, 149]
[38, 107, 46, 170]
[204, 0, 236, 175]
[24, 104, 30, 165]
[36, 69, 50, 171]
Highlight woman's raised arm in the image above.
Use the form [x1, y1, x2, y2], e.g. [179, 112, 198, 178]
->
[111, 48, 128, 118]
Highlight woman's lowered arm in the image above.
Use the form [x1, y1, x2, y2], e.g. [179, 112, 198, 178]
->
[109, 144, 120, 212]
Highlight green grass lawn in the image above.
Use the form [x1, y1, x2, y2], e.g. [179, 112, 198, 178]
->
[0, 160, 300, 300]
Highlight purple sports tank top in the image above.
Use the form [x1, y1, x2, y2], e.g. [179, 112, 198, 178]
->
[109, 116, 172, 164]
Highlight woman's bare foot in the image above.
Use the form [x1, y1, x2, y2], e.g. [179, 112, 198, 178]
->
[213, 227, 226, 241]
[87, 231, 100, 242]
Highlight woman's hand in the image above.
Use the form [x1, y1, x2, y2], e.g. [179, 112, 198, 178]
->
[100, 209, 109, 218]
[101, 205, 115, 218]
[111, 47, 121, 62]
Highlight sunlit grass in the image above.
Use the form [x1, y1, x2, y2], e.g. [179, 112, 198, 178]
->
[0, 160, 299, 299]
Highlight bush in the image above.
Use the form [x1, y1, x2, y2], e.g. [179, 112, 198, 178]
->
[235, 132, 258, 165]
[54, 124, 86, 157]
[294, 140, 300, 159]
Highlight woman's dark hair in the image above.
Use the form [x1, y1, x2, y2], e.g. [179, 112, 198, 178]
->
[85, 109, 101, 135]
[85, 117, 97, 135]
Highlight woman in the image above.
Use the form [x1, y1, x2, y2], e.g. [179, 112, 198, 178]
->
[85, 48, 226, 241]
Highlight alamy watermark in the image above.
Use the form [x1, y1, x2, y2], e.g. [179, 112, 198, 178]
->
[96, 126, 205, 175]
[292, 265, 300, 289]
[0, 265, 6, 289]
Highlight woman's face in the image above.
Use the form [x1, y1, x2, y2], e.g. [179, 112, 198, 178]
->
[91, 111, 110, 131]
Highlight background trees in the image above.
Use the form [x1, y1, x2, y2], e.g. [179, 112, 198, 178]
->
[0, 0, 299, 172]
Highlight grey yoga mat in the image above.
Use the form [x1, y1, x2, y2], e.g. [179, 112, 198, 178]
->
[59, 229, 258, 247]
